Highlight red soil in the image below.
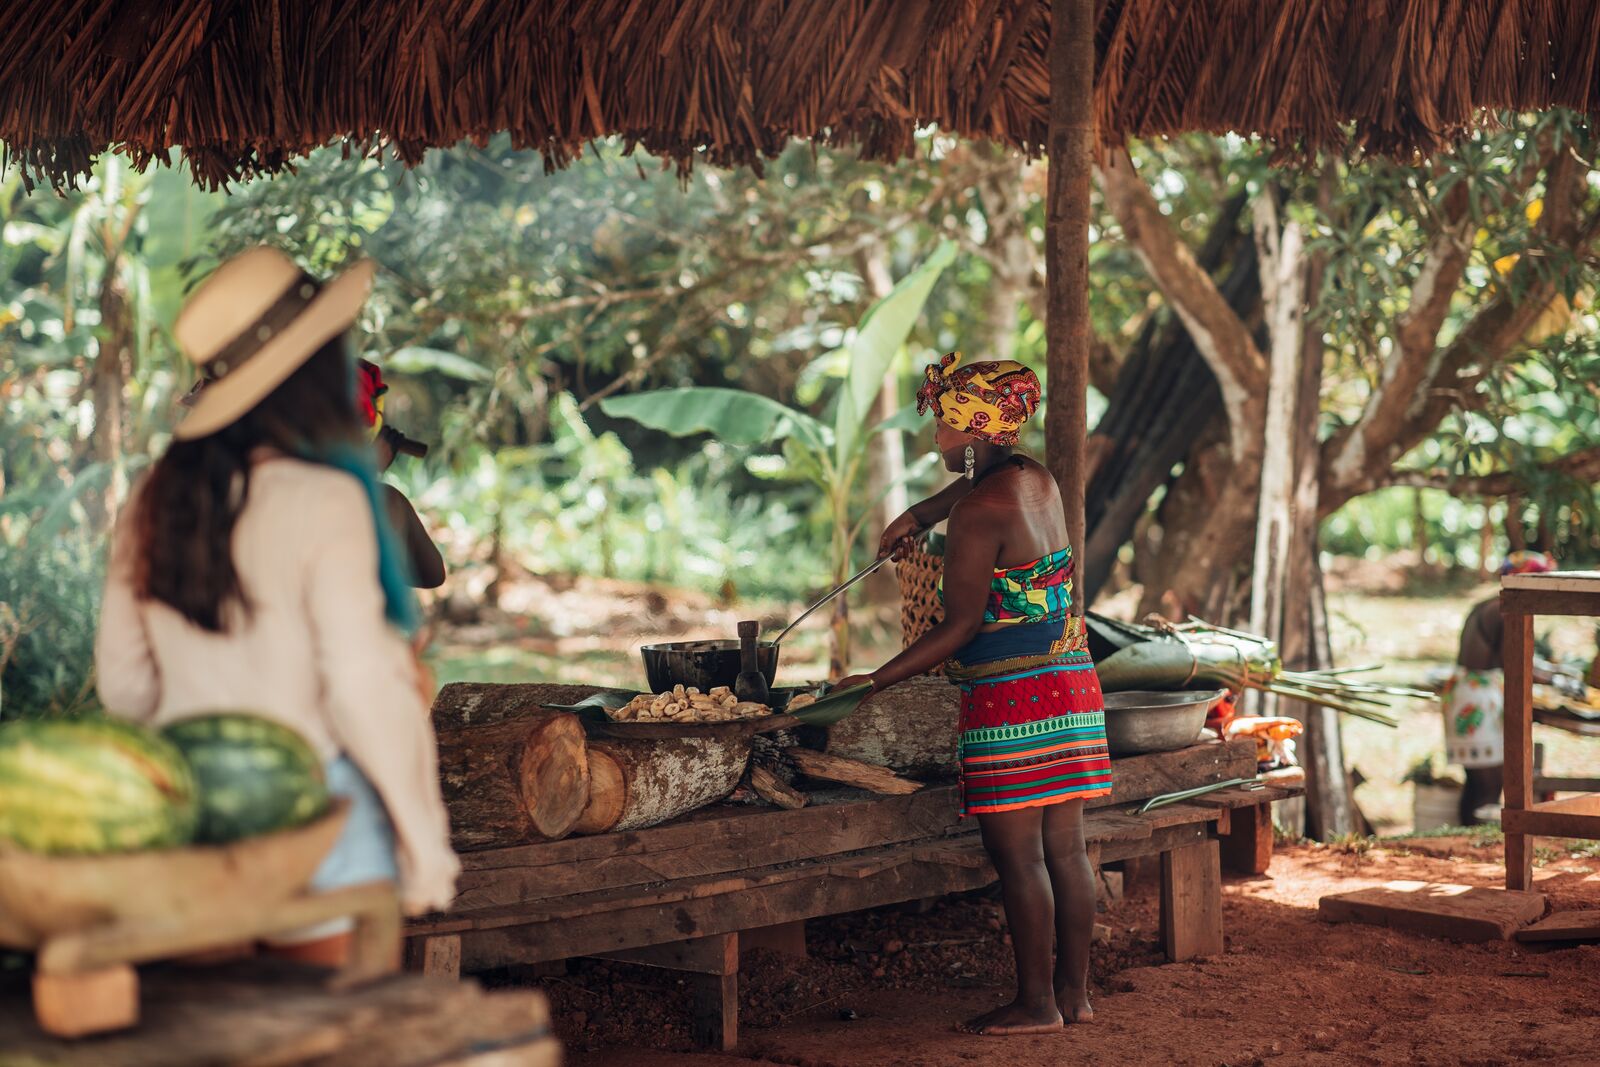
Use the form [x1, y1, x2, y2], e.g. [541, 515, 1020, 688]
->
[542, 837, 1600, 1067]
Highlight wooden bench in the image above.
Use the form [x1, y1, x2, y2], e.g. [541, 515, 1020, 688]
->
[406, 739, 1290, 1049]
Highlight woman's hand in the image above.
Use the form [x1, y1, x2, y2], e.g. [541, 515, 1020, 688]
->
[833, 674, 877, 694]
[878, 509, 927, 560]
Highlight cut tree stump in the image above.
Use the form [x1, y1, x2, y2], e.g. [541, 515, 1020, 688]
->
[575, 735, 751, 835]
[784, 747, 923, 795]
[1319, 884, 1547, 942]
[818, 676, 959, 776]
[436, 712, 589, 851]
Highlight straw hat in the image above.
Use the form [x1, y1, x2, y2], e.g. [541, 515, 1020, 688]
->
[173, 247, 375, 440]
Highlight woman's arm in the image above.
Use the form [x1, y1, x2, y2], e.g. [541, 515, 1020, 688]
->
[306, 482, 459, 914]
[94, 500, 161, 718]
[382, 484, 446, 589]
[878, 478, 976, 558]
[863, 500, 1002, 690]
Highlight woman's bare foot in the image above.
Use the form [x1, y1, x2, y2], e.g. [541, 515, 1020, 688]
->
[956, 998, 1064, 1036]
[1056, 985, 1094, 1024]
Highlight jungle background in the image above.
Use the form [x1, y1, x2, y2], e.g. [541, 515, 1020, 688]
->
[4, 114, 1600, 830]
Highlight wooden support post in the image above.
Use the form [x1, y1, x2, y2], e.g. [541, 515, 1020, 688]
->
[405, 933, 463, 980]
[33, 965, 138, 1038]
[1045, 0, 1095, 561]
[692, 971, 739, 1051]
[1160, 840, 1223, 961]
[1219, 803, 1274, 875]
[1504, 608, 1534, 891]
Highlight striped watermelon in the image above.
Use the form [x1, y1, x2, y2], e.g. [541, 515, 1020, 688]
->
[0, 717, 199, 854]
[162, 713, 329, 843]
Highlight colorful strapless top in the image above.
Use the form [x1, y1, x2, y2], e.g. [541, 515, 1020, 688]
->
[940, 545, 1074, 626]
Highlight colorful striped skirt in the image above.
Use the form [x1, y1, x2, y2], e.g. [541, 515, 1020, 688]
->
[945, 622, 1113, 816]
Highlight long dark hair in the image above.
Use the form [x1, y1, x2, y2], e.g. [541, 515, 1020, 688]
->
[133, 336, 361, 632]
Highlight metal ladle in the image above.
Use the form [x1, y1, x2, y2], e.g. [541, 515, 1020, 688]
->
[768, 554, 894, 649]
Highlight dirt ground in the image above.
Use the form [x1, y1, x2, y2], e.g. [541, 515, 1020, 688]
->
[530, 837, 1600, 1067]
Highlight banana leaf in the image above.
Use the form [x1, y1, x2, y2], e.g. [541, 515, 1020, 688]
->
[1092, 617, 1427, 728]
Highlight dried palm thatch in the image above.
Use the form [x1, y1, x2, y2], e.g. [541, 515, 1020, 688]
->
[4, 0, 1598, 189]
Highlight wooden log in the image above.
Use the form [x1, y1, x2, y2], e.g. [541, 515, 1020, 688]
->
[575, 735, 751, 835]
[784, 747, 923, 795]
[749, 764, 808, 810]
[436, 713, 589, 850]
[819, 676, 959, 776]
[432, 680, 625, 730]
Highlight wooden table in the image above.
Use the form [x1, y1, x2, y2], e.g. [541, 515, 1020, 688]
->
[0, 961, 560, 1066]
[406, 737, 1294, 1049]
[1502, 571, 1600, 890]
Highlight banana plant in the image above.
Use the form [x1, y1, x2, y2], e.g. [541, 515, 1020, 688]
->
[601, 240, 955, 674]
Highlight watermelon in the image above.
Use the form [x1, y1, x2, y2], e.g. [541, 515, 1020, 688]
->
[162, 713, 329, 843]
[0, 717, 199, 854]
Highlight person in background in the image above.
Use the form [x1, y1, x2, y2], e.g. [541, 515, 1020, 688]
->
[1443, 550, 1561, 826]
[95, 247, 459, 964]
[356, 359, 446, 589]
[837, 353, 1111, 1036]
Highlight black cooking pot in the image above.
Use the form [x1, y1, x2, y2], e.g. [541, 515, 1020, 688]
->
[639, 639, 779, 694]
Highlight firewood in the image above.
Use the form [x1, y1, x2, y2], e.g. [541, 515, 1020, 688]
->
[749, 765, 808, 810]
[782, 747, 923, 795]
[573, 736, 751, 835]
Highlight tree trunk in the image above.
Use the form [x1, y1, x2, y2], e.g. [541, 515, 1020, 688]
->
[88, 266, 131, 530]
[1247, 192, 1306, 714]
[1082, 194, 1255, 604]
[816, 676, 960, 776]
[859, 243, 908, 606]
[435, 713, 590, 851]
[1044, 0, 1096, 581]
[574, 735, 752, 835]
[431, 681, 614, 730]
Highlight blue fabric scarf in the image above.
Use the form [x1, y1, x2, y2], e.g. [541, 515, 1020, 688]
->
[302, 443, 420, 634]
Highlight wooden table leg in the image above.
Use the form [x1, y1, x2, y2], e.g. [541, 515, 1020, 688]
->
[691, 971, 738, 1051]
[405, 933, 462, 980]
[33, 965, 138, 1038]
[1219, 803, 1273, 876]
[1504, 608, 1534, 891]
[1160, 839, 1223, 962]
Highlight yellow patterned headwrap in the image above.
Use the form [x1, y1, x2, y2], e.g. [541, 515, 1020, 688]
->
[915, 352, 1041, 447]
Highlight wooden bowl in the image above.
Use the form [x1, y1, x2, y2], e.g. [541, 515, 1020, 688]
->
[0, 799, 349, 948]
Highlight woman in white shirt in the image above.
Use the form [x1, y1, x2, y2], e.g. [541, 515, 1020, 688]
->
[95, 247, 459, 963]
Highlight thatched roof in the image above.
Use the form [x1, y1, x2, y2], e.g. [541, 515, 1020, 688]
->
[6, 1, 1598, 188]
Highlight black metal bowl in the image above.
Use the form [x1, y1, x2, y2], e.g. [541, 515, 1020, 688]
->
[639, 639, 780, 694]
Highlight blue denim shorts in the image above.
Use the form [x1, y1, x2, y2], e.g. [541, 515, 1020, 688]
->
[265, 756, 398, 944]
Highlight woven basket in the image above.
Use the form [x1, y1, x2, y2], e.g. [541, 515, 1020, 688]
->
[897, 537, 945, 674]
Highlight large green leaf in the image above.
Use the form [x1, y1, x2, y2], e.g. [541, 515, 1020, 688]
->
[600, 388, 830, 452]
[833, 240, 955, 472]
[386, 346, 494, 382]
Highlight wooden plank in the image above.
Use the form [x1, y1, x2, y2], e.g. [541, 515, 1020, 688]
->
[1515, 910, 1600, 943]
[1502, 571, 1600, 595]
[32, 965, 138, 1038]
[691, 971, 739, 1051]
[459, 854, 1000, 970]
[37, 882, 402, 978]
[1, 964, 558, 1067]
[1504, 608, 1535, 892]
[1319, 884, 1546, 942]
[1499, 588, 1600, 617]
[1534, 775, 1600, 794]
[1100, 822, 1209, 864]
[1501, 806, 1600, 840]
[1160, 839, 1223, 962]
[405, 934, 463, 980]
[597, 931, 738, 975]
[1094, 739, 1258, 810]
[445, 787, 965, 910]
[1218, 802, 1274, 875]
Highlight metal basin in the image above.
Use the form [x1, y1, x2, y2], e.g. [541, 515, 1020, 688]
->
[640, 639, 779, 694]
[1102, 689, 1224, 756]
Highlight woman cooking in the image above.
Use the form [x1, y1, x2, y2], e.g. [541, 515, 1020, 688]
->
[836, 353, 1112, 1036]
[95, 247, 459, 963]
